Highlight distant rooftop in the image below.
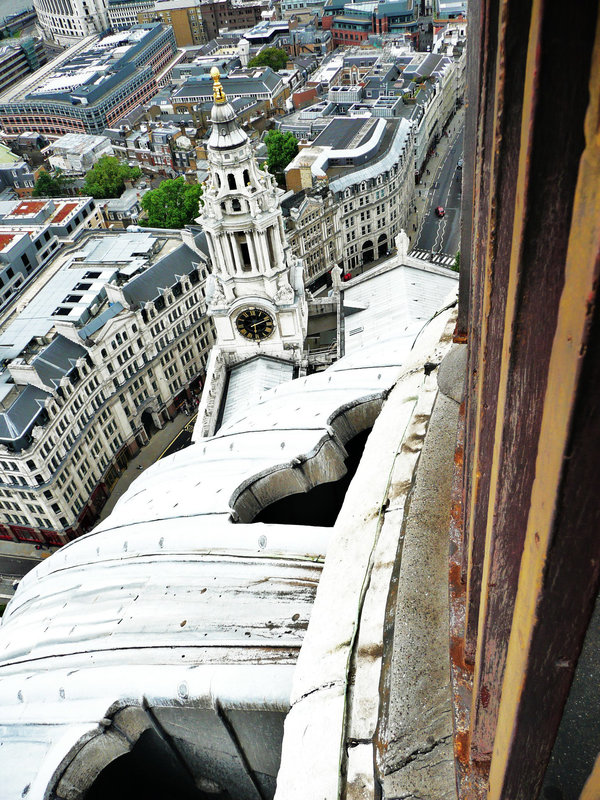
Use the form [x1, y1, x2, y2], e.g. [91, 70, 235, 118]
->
[51, 133, 112, 155]
[0, 24, 166, 106]
[312, 117, 376, 149]
[0, 144, 19, 166]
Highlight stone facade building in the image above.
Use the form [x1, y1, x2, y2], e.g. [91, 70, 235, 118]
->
[0, 24, 177, 137]
[107, 0, 154, 30]
[0, 197, 104, 314]
[34, 0, 110, 46]
[284, 116, 415, 279]
[281, 186, 341, 287]
[0, 228, 214, 544]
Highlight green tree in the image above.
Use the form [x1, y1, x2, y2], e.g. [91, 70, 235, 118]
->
[248, 47, 287, 72]
[453, 251, 461, 272]
[141, 177, 202, 229]
[264, 130, 298, 182]
[83, 156, 141, 199]
[33, 169, 71, 197]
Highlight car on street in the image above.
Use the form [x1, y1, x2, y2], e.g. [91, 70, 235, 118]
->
[457, 158, 464, 170]
[435, 206, 445, 218]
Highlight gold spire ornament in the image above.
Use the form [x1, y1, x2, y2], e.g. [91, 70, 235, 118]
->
[210, 67, 227, 104]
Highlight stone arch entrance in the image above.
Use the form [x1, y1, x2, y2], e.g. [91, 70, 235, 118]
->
[47, 708, 202, 800]
[377, 232, 388, 258]
[362, 239, 374, 264]
[84, 729, 201, 800]
[141, 409, 157, 437]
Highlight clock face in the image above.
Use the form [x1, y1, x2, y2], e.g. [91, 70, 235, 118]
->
[235, 307, 275, 341]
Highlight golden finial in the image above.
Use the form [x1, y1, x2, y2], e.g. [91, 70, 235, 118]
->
[210, 66, 227, 104]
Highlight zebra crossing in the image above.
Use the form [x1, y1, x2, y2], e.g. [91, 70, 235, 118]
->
[409, 249, 458, 268]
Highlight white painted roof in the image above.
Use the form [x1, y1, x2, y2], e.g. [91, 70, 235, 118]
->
[220, 356, 294, 428]
[342, 259, 458, 358]
[0, 254, 459, 800]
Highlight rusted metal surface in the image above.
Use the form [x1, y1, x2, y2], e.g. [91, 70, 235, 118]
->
[470, 0, 596, 759]
[462, 0, 501, 659]
[486, 6, 600, 796]
[455, 0, 600, 796]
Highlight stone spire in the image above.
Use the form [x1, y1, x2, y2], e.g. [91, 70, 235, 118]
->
[198, 69, 299, 298]
[196, 67, 307, 364]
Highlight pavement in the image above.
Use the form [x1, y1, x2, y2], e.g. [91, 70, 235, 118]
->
[406, 106, 466, 252]
[95, 411, 195, 525]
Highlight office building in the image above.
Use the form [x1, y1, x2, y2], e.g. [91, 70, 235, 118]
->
[0, 24, 177, 137]
[34, 0, 111, 47]
[0, 228, 214, 544]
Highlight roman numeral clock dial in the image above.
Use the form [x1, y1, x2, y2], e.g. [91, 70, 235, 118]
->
[235, 307, 275, 341]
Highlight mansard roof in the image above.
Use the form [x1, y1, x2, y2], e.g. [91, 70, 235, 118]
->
[122, 242, 200, 305]
[31, 334, 87, 388]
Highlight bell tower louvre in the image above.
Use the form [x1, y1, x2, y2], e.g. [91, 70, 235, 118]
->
[198, 68, 307, 362]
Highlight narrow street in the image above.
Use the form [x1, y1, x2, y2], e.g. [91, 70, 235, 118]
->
[410, 109, 465, 258]
[95, 412, 196, 525]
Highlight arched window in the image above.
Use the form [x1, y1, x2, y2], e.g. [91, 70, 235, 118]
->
[215, 173, 221, 188]
[243, 169, 250, 186]
[228, 173, 236, 190]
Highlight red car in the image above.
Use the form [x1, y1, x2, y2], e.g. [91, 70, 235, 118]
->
[435, 206, 445, 218]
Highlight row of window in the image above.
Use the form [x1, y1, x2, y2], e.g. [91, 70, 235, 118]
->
[0, 258, 215, 530]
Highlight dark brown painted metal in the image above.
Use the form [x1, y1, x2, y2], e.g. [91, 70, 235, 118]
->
[452, 0, 600, 795]
[470, 0, 598, 758]
[499, 228, 600, 799]
[458, 0, 483, 580]
[462, 0, 502, 665]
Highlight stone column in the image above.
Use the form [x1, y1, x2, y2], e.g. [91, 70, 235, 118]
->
[257, 231, 270, 271]
[247, 233, 259, 273]
[220, 233, 236, 275]
[230, 234, 244, 274]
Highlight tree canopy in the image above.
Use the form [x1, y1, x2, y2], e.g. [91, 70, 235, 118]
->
[83, 156, 141, 199]
[264, 130, 299, 180]
[248, 47, 287, 72]
[141, 177, 202, 229]
[32, 169, 71, 198]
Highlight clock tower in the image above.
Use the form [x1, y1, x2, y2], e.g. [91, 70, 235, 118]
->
[198, 68, 307, 363]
